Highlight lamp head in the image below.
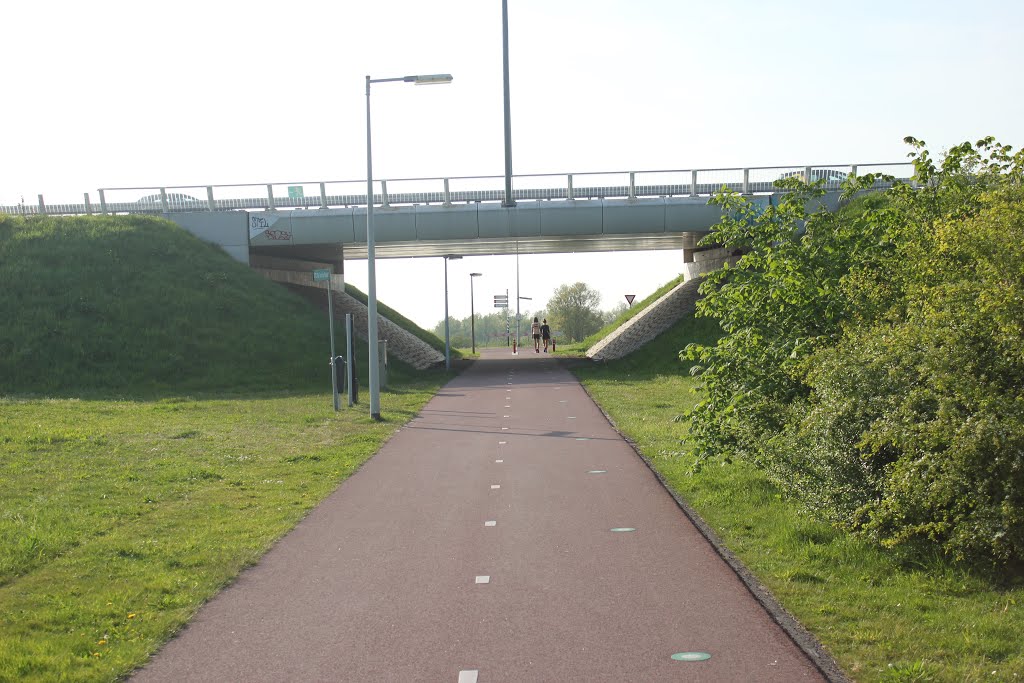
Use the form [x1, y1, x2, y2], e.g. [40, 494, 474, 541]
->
[405, 74, 453, 85]
[470, 272, 482, 277]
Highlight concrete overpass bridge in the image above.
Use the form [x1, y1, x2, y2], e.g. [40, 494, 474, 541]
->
[3, 163, 913, 268]
[3, 162, 914, 368]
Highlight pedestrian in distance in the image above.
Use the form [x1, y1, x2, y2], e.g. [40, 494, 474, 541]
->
[541, 319, 551, 352]
[531, 317, 541, 353]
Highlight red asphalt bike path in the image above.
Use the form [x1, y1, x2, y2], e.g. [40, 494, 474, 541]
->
[132, 348, 830, 682]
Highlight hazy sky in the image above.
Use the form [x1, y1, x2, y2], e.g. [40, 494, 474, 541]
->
[4, 0, 1023, 329]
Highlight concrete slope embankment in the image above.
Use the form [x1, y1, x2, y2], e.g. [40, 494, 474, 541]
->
[586, 276, 703, 361]
[255, 265, 444, 370]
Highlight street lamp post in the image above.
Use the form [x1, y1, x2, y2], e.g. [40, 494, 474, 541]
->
[501, 0, 515, 208]
[469, 272, 482, 354]
[443, 254, 462, 370]
[365, 72, 452, 419]
[517, 294, 531, 352]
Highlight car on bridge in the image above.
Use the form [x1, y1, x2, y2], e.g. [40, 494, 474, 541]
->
[135, 193, 204, 211]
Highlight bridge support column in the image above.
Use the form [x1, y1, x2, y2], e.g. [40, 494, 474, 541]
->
[682, 246, 741, 281]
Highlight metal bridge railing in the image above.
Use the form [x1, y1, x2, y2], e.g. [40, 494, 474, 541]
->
[1, 163, 914, 217]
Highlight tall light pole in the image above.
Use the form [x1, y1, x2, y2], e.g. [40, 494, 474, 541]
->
[501, 0, 515, 208]
[443, 254, 462, 370]
[517, 293, 531, 352]
[469, 272, 482, 353]
[366, 72, 452, 419]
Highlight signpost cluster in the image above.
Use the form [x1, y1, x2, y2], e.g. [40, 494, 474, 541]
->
[494, 290, 509, 346]
[314, 268, 354, 410]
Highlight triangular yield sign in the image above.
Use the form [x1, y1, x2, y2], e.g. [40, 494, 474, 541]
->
[625, 294, 636, 305]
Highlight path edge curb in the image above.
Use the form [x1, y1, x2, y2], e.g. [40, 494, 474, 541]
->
[568, 361, 851, 683]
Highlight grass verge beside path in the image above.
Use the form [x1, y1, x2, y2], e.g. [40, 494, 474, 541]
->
[0, 379, 445, 682]
[573, 316, 1024, 683]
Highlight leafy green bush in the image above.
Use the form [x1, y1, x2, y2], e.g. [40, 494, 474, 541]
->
[683, 179, 893, 466]
[685, 137, 1024, 565]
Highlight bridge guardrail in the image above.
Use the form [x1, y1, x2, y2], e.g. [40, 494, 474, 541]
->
[1, 164, 914, 217]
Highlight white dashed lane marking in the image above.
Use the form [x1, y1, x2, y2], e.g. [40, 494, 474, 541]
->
[475, 575, 490, 584]
[485, 521, 496, 527]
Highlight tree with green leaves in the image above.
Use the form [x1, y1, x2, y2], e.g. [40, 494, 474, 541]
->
[685, 137, 1024, 565]
[546, 282, 603, 342]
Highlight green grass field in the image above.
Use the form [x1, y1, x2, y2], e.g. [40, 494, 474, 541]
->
[4, 213, 1022, 681]
[574, 315, 1024, 682]
[0, 386, 443, 682]
[0, 214, 450, 681]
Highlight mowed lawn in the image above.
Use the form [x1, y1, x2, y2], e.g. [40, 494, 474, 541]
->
[575, 351, 1024, 682]
[0, 384, 442, 682]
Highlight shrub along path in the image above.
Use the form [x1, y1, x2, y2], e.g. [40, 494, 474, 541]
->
[133, 349, 834, 682]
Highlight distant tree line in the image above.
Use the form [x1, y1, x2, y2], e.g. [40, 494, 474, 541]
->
[432, 282, 629, 348]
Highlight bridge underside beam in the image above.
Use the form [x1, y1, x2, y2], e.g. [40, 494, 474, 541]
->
[336, 232, 706, 259]
[250, 244, 345, 273]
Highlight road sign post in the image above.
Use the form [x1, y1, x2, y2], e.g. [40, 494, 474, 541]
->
[625, 294, 636, 307]
[313, 268, 338, 410]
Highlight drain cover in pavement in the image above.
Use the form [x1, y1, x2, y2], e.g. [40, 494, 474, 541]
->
[671, 652, 711, 662]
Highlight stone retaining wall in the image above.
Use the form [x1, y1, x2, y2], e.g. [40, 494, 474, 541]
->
[585, 277, 704, 361]
[255, 268, 444, 370]
[585, 247, 737, 362]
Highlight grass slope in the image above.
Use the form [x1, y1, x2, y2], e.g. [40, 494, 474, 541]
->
[0, 214, 450, 681]
[573, 314, 1024, 682]
[0, 214, 338, 395]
